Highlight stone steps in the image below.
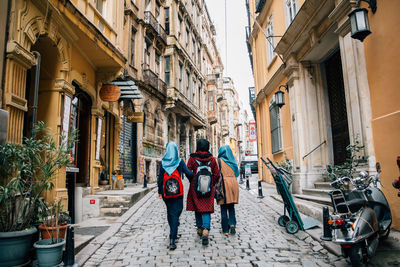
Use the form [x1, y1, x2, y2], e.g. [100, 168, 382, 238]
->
[314, 181, 333, 190]
[302, 188, 331, 199]
[100, 207, 130, 217]
[293, 194, 332, 206]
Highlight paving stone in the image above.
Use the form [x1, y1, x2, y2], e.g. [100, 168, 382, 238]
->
[81, 185, 341, 267]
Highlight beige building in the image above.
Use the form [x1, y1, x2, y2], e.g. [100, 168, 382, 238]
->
[248, 0, 400, 229]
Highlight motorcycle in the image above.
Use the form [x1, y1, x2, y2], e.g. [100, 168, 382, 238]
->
[324, 163, 392, 266]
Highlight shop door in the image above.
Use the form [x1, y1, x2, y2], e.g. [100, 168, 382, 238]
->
[119, 116, 137, 182]
[324, 50, 350, 165]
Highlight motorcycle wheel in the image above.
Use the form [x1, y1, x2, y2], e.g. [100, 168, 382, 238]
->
[286, 220, 299, 234]
[278, 215, 290, 227]
[348, 243, 367, 267]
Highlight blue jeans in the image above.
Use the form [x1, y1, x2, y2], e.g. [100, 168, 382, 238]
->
[164, 197, 183, 240]
[220, 203, 236, 233]
[195, 212, 211, 230]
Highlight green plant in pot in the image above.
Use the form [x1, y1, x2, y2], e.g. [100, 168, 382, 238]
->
[0, 122, 77, 267]
[34, 200, 69, 267]
[38, 200, 70, 241]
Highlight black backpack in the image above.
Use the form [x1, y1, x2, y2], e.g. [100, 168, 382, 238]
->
[194, 160, 212, 197]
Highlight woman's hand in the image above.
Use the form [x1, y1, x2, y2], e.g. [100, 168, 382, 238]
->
[158, 194, 162, 199]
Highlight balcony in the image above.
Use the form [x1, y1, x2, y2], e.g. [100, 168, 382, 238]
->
[144, 11, 167, 44]
[142, 67, 167, 95]
[208, 111, 217, 125]
[221, 125, 229, 136]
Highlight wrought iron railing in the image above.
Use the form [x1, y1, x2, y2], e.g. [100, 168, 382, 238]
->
[144, 11, 167, 43]
[143, 68, 159, 91]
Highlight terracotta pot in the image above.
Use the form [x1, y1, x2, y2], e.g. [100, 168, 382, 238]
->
[99, 84, 121, 102]
[38, 224, 68, 240]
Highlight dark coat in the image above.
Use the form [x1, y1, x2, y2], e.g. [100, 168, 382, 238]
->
[186, 152, 219, 213]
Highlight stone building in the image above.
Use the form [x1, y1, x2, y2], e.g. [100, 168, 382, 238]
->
[248, 0, 400, 229]
[122, 0, 225, 183]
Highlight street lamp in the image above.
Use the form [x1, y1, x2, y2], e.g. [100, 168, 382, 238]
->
[274, 84, 288, 108]
[349, 0, 377, 42]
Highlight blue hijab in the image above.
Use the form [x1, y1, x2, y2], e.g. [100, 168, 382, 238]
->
[218, 145, 240, 178]
[161, 142, 182, 176]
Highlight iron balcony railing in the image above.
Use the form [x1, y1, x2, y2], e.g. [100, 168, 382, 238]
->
[144, 11, 167, 43]
[142, 67, 166, 95]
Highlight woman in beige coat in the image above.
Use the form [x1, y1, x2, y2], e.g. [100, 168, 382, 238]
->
[217, 145, 239, 235]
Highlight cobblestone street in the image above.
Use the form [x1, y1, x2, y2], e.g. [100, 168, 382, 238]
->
[81, 178, 350, 267]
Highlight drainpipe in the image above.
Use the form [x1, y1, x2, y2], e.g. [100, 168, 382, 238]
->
[32, 51, 41, 133]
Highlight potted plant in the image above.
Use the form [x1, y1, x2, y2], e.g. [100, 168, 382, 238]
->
[38, 200, 70, 240]
[34, 200, 67, 267]
[0, 122, 76, 267]
[99, 168, 109, 185]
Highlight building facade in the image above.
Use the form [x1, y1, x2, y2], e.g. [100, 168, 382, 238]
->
[2, 0, 126, 221]
[248, 0, 400, 229]
[122, 0, 226, 183]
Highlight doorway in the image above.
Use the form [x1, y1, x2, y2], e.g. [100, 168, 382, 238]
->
[324, 50, 350, 165]
[119, 116, 138, 183]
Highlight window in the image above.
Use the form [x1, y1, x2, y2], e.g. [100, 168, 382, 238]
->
[285, 0, 297, 25]
[155, 50, 161, 75]
[165, 7, 170, 35]
[270, 103, 282, 153]
[179, 62, 183, 91]
[186, 28, 190, 47]
[266, 15, 275, 65]
[208, 91, 214, 111]
[130, 27, 136, 66]
[144, 40, 151, 67]
[192, 78, 196, 104]
[95, 0, 104, 14]
[192, 39, 196, 59]
[198, 84, 202, 109]
[178, 16, 183, 40]
[165, 56, 170, 85]
[186, 70, 190, 98]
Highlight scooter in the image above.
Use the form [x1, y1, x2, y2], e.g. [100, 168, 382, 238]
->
[324, 163, 392, 266]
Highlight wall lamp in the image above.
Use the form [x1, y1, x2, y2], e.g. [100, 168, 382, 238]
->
[349, 0, 377, 42]
[274, 84, 289, 108]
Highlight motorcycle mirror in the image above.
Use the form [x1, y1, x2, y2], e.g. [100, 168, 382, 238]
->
[397, 156, 400, 168]
[376, 162, 381, 173]
[359, 171, 368, 178]
[326, 165, 333, 173]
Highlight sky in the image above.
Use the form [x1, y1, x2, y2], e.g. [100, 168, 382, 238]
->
[204, 0, 255, 120]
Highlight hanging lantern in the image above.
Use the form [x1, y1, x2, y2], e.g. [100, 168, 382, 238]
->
[99, 84, 121, 102]
[349, 8, 371, 42]
[274, 89, 285, 108]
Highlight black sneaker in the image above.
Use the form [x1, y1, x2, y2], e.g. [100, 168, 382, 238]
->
[230, 226, 236, 235]
[169, 239, 176, 250]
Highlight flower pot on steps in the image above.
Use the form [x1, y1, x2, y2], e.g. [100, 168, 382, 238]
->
[34, 238, 65, 267]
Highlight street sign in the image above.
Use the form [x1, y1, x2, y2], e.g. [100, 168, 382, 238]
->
[126, 112, 144, 123]
[249, 122, 256, 142]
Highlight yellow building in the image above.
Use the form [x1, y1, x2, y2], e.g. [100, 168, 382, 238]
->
[2, 0, 125, 221]
[248, 0, 400, 229]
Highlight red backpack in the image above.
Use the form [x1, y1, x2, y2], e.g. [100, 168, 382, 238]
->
[163, 169, 184, 198]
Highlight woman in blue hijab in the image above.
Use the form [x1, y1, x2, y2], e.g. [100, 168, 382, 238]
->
[217, 145, 240, 235]
[157, 142, 193, 250]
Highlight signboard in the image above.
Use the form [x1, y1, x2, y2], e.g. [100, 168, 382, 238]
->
[126, 112, 144, 123]
[61, 95, 71, 146]
[249, 122, 257, 142]
[90, 199, 95, 204]
[95, 118, 103, 161]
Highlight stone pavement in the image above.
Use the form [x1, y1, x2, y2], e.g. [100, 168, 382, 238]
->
[79, 179, 350, 267]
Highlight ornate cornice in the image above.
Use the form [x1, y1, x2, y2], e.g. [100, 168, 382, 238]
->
[54, 79, 75, 96]
[6, 41, 36, 69]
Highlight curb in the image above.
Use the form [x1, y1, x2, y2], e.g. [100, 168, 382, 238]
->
[75, 187, 157, 266]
